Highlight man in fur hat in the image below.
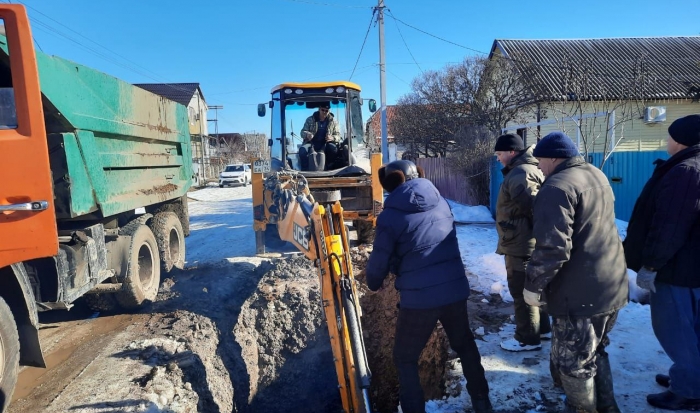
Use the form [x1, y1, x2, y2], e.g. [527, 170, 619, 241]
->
[366, 160, 492, 413]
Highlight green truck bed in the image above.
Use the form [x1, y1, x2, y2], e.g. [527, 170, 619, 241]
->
[0, 35, 193, 221]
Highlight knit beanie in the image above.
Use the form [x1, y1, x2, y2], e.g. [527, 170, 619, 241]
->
[494, 134, 525, 152]
[668, 115, 700, 147]
[532, 132, 579, 158]
[378, 160, 424, 193]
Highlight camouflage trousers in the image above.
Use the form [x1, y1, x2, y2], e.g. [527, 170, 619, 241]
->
[550, 310, 619, 380]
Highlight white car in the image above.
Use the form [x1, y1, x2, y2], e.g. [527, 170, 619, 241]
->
[219, 164, 251, 187]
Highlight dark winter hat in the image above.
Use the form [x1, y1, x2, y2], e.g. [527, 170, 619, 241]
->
[533, 131, 579, 158]
[379, 160, 421, 193]
[318, 102, 331, 109]
[668, 114, 700, 147]
[494, 134, 525, 152]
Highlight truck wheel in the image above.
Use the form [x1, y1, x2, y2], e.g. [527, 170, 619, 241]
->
[150, 212, 185, 273]
[353, 220, 376, 244]
[0, 296, 19, 412]
[219, 184, 224, 188]
[116, 224, 161, 309]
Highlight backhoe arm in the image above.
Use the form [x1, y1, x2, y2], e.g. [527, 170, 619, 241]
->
[265, 172, 373, 413]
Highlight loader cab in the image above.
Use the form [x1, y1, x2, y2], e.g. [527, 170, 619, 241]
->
[258, 82, 376, 174]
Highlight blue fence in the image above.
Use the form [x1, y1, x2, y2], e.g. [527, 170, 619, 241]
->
[489, 151, 668, 222]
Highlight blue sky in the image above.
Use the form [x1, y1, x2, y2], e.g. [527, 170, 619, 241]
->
[14, 0, 700, 135]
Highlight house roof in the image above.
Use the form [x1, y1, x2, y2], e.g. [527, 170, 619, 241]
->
[490, 37, 700, 101]
[134, 83, 204, 106]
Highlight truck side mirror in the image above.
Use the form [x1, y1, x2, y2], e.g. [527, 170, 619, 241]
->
[368, 99, 377, 113]
[268, 138, 273, 147]
[257, 104, 266, 117]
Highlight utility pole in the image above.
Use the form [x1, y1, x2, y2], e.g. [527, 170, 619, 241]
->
[377, 0, 388, 162]
[208, 105, 223, 145]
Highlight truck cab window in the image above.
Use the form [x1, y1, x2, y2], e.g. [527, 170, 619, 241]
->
[0, 19, 17, 129]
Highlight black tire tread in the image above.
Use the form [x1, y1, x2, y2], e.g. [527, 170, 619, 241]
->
[149, 212, 185, 273]
[0, 296, 19, 412]
[116, 225, 161, 310]
[83, 293, 119, 312]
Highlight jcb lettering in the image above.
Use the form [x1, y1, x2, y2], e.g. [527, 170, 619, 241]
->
[293, 222, 309, 251]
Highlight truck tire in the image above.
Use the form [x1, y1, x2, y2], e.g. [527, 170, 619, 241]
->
[116, 224, 161, 310]
[353, 220, 376, 245]
[0, 296, 19, 412]
[149, 212, 185, 273]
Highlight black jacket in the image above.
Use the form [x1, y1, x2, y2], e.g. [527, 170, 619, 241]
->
[624, 145, 700, 288]
[525, 157, 629, 317]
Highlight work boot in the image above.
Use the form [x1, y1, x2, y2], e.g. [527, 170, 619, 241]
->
[499, 338, 541, 352]
[470, 396, 494, 413]
[594, 354, 621, 413]
[647, 390, 700, 411]
[561, 375, 597, 413]
[656, 373, 671, 388]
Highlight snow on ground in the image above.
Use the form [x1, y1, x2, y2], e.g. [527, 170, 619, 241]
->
[447, 200, 495, 224]
[185, 188, 671, 412]
[186, 185, 255, 266]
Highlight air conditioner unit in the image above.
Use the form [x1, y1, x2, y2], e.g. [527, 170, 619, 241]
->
[644, 106, 667, 123]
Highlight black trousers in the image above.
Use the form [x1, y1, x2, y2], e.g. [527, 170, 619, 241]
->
[394, 299, 490, 413]
[298, 142, 338, 170]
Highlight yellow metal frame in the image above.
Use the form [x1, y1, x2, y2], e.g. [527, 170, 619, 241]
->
[271, 80, 362, 93]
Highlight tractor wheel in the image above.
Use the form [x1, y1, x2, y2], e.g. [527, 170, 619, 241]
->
[116, 224, 161, 309]
[149, 212, 186, 273]
[0, 296, 19, 412]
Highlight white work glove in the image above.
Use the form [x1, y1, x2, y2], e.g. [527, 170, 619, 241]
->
[636, 267, 657, 293]
[523, 289, 545, 307]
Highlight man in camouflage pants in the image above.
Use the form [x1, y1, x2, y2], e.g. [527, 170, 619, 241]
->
[524, 132, 629, 413]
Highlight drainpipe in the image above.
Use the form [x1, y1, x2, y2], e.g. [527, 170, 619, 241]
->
[197, 94, 206, 181]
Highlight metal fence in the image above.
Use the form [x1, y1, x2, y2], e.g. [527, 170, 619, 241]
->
[488, 151, 668, 221]
[415, 157, 474, 205]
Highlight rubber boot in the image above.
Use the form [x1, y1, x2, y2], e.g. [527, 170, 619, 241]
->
[560, 375, 597, 413]
[595, 354, 621, 413]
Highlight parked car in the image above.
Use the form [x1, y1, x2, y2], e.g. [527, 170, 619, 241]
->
[219, 164, 251, 187]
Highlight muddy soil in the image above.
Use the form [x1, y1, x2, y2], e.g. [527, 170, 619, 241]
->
[9, 248, 512, 413]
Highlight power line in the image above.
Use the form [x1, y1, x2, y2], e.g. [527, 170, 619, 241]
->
[277, 0, 372, 8]
[350, 8, 377, 80]
[386, 9, 422, 74]
[388, 14, 488, 55]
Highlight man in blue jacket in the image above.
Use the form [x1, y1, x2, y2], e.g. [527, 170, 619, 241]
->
[624, 114, 700, 411]
[366, 160, 492, 413]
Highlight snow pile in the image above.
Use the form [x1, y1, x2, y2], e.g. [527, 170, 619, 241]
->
[447, 200, 495, 224]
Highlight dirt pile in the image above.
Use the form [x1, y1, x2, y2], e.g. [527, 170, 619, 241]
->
[351, 246, 450, 413]
[231, 255, 341, 413]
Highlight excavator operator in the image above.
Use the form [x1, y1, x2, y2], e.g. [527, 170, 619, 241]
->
[299, 102, 341, 170]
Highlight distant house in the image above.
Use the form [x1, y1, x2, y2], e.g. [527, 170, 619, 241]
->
[135, 83, 210, 182]
[490, 37, 700, 152]
[487, 36, 700, 220]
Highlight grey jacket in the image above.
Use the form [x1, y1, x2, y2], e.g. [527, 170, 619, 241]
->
[525, 157, 628, 317]
[495, 145, 544, 257]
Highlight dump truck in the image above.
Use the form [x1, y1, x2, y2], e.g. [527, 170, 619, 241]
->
[253, 81, 383, 253]
[0, 5, 192, 409]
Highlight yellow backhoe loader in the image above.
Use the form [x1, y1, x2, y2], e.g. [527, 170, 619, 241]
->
[263, 171, 373, 413]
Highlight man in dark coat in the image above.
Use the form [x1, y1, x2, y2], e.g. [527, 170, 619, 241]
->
[494, 134, 551, 352]
[524, 132, 629, 413]
[366, 160, 492, 413]
[623, 114, 700, 411]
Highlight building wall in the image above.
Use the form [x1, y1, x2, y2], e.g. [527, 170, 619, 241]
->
[504, 100, 699, 153]
[187, 89, 208, 137]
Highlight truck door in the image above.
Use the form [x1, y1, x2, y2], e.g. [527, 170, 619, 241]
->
[0, 5, 57, 269]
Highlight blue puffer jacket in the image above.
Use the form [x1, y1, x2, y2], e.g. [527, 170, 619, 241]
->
[366, 178, 471, 309]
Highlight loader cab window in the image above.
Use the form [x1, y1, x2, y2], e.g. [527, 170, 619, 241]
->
[270, 91, 283, 167]
[283, 99, 347, 171]
[0, 21, 18, 130]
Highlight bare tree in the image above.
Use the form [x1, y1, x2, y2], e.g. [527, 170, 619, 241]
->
[391, 56, 534, 203]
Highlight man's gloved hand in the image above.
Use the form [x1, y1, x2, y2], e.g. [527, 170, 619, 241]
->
[523, 289, 544, 307]
[636, 267, 657, 293]
[302, 131, 313, 141]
